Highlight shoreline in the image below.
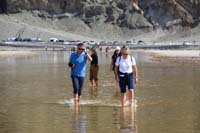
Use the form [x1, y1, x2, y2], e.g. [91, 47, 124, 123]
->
[1, 45, 200, 64]
[146, 50, 200, 64]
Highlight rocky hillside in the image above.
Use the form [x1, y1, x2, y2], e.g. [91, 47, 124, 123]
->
[0, 0, 200, 41]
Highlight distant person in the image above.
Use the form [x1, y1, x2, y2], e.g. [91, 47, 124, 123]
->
[115, 46, 138, 107]
[110, 46, 121, 90]
[89, 47, 99, 87]
[105, 46, 109, 53]
[68, 43, 92, 104]
[99, 47, 102, 51]
[71, 46, 76, 52]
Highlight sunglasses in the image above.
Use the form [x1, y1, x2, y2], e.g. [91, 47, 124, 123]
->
[78, 48, 85, 51]
[122, 54, 128, 55]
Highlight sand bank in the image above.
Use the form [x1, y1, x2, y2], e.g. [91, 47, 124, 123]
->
[0, 51, 37, 58]
[147, 50, 200, 57]
[147, 50, 200, 64]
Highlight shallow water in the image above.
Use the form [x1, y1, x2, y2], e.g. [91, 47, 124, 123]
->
[0, 50, 200, 133]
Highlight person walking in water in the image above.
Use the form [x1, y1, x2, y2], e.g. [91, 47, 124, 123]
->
[68, 43, 92, 104]
[115, 46, 138, 107]
[110, 46, 121, 90]
[89, 47, 99, 87]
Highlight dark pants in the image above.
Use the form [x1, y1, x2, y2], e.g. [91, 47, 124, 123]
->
[71, 76, 84, 96]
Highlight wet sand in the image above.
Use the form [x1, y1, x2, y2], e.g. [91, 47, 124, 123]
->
[0, 51, 38, 58]
[147, 50, 200, 64]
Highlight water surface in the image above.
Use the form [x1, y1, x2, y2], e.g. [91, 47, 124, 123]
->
[0, 50, 200, 133]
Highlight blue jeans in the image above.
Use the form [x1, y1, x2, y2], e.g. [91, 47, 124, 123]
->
[119, 72, 134, 93]
[71, 76, 85, 96]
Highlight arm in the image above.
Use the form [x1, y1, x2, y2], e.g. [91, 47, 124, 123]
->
[114, 65, 119, 82]
[110, 58, 114, 71]
[85, 52, 92, 62]
[68, 54, 74, 68]
[132, 65, 138, 84]
[96, 54, 98, 66]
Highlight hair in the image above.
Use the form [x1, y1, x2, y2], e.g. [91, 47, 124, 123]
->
[91, 47, 97, 54]
[77, 43, 85, 47]
[121, 45, 130, 54]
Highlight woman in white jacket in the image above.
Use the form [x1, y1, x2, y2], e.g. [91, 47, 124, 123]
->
[115, 46, 138, 107]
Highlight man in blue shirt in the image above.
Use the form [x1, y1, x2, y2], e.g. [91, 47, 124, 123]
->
[68, 43, 92, 104]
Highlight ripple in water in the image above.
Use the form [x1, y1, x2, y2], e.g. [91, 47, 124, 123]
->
[58, 98, 138, 109]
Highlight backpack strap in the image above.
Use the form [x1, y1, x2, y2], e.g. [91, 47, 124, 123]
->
[119, 56, 121, 62]
[131, 56, 133, 64]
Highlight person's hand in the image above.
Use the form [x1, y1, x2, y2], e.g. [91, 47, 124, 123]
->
[135, 77, 138, 84]
[84, 48, 88, 55]
[68, 62, 74, 68]
[115, 76, 119, 82]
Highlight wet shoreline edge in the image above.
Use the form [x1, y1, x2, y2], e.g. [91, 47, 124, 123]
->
[1, 43, 200, 63]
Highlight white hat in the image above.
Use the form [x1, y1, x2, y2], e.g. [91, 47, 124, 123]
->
[116, 46, 121, 50]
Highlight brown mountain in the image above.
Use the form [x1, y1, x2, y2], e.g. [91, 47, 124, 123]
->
[0, 0, 199, 41]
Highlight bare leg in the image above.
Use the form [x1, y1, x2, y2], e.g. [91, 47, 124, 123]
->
[78, 95, 81, 103]
[74, 94, 79, 104]
[95, 80, 98, 86]
[128, 89, 134, 106]
[115, 80, 119, 91]
[90, 80, 95, 87]
[121, 93, 126, 107]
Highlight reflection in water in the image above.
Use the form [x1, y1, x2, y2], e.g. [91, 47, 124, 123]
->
[72, 106, 87, 133]
[120, 106, 137, 133]
[89, 86, 98, 99]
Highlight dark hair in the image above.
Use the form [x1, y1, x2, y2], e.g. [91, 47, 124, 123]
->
[113, 49, 121, 56]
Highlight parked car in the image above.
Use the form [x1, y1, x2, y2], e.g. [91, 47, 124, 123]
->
[56, 39, 65, 43]
[50, 38, 58, 42]
[23, 38, 32, 42]
[31, 38, 43, 42]
[183, 41, 192, 45]
[7, 37, 17, 41]
[137, 40, 146, 45]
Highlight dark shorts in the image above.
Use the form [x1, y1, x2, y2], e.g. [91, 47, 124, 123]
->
[89, 64, 99, 81]
[119, 72, 134, 93]
[71, 76, 85, 96]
